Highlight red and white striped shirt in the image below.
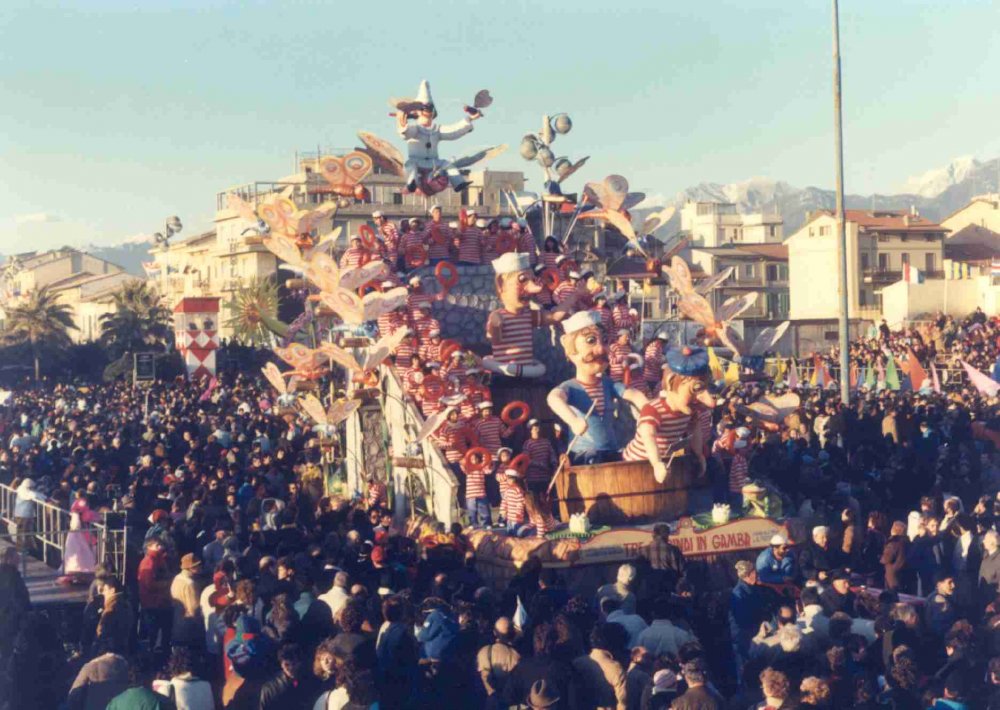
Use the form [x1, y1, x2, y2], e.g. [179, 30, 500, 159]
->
[402, 367, 423, 395]
[516, 231, 538, 265]
[399, 230, 426, 255]
[395, 339, 417, 371]
[379, 222, 400, 261]
[406, 291, 433, 322]
[457, 226, 483, 264]
[482, 230, 498, 261]
[489, 309, 537, 366]
[612, 303, 635, 331]
[643, 340, 665, 385]
[377, 311, 405, 339]
[413, 316, 441, 342]
[441, 421, 472, 464]
[622, 398, 692, 462]
[473, 415, 511, 455]
[608, 342, 632, 383]
[693, 405, 713, 456]
[541, 251, 561, 270]
[340, 247, 369, 269]
[419, 337, 443, 364]
[460, 384, 488, 420]
[577, 378, 607, 416]
[527, 499, 556, 537]
[522, 438, 557, 484]
[553, 282, 576, 306]
[419, 384, 444, 418]
[502, 484, 525, 524]
[423, 223, 452, 261]
[729, 452, 750, 493]
[463, 462, 490, 499]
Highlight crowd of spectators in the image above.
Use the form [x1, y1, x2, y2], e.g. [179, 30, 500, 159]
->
[0, 310, 998, 709]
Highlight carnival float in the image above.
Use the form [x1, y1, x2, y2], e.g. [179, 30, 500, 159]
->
[218, 78, 801, 593]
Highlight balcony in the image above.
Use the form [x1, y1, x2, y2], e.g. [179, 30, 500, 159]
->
[863, 268, 944, 284]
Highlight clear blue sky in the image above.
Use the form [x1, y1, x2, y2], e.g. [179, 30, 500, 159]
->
[2, 0, 998, 250]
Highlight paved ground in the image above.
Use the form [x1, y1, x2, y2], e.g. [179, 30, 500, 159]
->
[0, 538, 90, 606]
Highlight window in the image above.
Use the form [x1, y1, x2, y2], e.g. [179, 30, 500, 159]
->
[878, 253, 889, 270]
[925, 253, 935, 272]
[900, 252, 909, 266]
[768, 225, 776, 238]
[392, 193, 403, 205]
[765, 264, 789, 282]
[819, 225, 832, 236]
[642, 301, 654, 319]
[860, 253, 869, 270]
[859, 290, 867, 306]
[742, 264, 755, 279]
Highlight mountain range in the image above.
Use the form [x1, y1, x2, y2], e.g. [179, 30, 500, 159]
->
[642, 155, 1000, 236]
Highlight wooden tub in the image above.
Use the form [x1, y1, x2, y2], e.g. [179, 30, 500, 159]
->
[554, 456, 710, 525]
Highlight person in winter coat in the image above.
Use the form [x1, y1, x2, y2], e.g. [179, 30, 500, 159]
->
[259, 643, 318, 710]
[171, 554, 205, 648]
[153, 646, 214, 709]
[979, 530, 1000, 604]
[798, 527, 841, 583]
[0, 546, 30, 658]
[881, 521, 915, 593]
[95, 576, 134, 655]
[416, 600, 459, 662]
[138, 538, 173, 651]
[67, 651, 130, 710]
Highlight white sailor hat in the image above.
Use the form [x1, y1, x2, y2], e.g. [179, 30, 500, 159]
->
[504, 468, 521, 478]
[568, 270, 582, 280]
[656, 331, 669, 341]
[448, 221, 459, 229]
[580, 268, 595, 279]
[350, 233, 362, 241]
[477, 401, 494, 410]
[449, 349, 463, 359]
[380, 280, 396, 289]
[467, 207, 478, 215]
[562, 310, 603, 334]
[429, 203, 442, 213]
[476, 218, 487, 228]
[555, 255, 568, 265]
[527, 418, 540, 428]
[492, 252, 532, 274]
[497, 446, 513, 457]
[428, 327, 441, 336]
[372, 210, 384, 218]
[408, 275, 422, 285]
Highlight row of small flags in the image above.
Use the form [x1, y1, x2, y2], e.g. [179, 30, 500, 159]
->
[708, 347, 999, 397]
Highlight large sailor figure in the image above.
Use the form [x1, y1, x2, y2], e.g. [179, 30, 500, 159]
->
[547, 311, 645, 464]
[396, 79, 479, 193]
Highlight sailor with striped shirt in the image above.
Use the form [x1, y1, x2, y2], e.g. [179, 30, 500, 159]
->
[512, 220, 538, 266]
[373, 211, 400, 267]
[472, 401, 513, 455]
[461, 455, 492, 528]
[483, 252, 576, 379]
[423, 205, 452, 263]
[339, 234, 370, 269]
[456, 218, 484, 264]
[608, 329, 638, 384]
[621, 346, 715, 484]
[501, 469, 527, 534]
[521, 419, 558, 491]
[643, 333, 669, 394]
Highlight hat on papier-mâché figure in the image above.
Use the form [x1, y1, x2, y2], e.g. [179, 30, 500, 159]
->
[492, 252, 532, 275]
[664, 346, 709, 377]
[561, 310, 602, 335]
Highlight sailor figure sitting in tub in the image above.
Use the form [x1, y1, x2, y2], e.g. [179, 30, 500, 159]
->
[547, 310, 646, 465]
[483, 252, 574, 378]
[622, 346, 715, 483]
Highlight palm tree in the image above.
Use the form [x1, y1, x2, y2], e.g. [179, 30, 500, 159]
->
[99, 279, 172, 360]
[2, 287, 78, 380]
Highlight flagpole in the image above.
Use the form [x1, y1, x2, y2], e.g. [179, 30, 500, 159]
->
[833, 0, 851, 405]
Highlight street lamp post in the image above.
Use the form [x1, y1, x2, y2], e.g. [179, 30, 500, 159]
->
[153, 216, 184, 247]
[833, 0, 850, 405]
